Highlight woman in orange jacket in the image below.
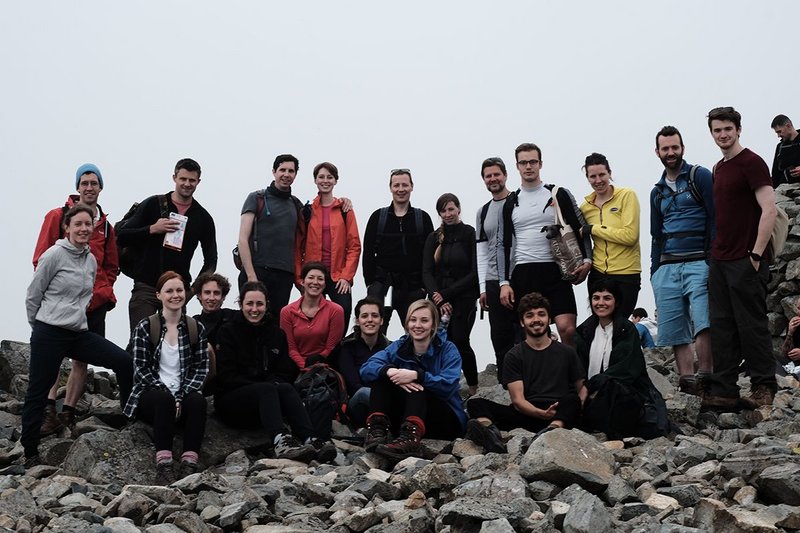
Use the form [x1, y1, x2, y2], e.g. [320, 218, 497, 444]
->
[295, 162, 361, 330]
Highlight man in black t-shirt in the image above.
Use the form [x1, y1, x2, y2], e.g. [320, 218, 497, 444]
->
[465, 292, 587, 453]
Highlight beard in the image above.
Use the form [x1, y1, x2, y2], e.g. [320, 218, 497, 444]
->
[659, 155, 683, 171]
[526, 324, 550, 338]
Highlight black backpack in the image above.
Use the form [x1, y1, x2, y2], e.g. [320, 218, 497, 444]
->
[115, 195, 169, 279]
[294, 363, 350, 439]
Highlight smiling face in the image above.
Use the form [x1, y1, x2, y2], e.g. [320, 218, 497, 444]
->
[406, 307, 435, 343]
[482, 164, 508, 194]
[591, 290, 616, 322]
[520, 307, 550, 339]
[710, 119, 741, 151]
[356, 303, 383, 336]
[273, 161, 297, 192]
[198, 280, 224, 313]
[439, 201, 460, 226]
[390, 173, 413, 205]
[173, 169, 200, 202]
[157, 277, 186, 312]
[314, 167, 337, 195]
[241, 289, 267, 324]
[77, 173, 101, 206]
[586, 164, 612, 197]
[302, 268, 326, 298]
[656, 134, 684, 171]
[64, 211, 93, 247]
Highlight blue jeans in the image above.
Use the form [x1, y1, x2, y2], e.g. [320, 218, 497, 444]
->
[22, 321, 133, 458]
[347, 386, 371, 428]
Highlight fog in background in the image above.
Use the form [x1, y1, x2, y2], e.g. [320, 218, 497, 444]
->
[2, 2, 796, 371]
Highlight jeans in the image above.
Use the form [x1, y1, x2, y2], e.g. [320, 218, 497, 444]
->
[347, 386, 371, 428]
[22, 321, 133, 458]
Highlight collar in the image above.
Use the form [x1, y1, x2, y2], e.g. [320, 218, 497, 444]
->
[268, 181, 292, 199]
[655, 160, 693, 188]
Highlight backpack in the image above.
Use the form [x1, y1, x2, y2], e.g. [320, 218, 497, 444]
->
[146, 313, 199, 351]
[233, 190, 304, 271]
[476, 201, 492, 243]
[294, 363, 350, 439]
[115, 195, 170, 279]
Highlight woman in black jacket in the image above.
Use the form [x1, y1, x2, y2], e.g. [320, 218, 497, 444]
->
[422, 193, 480, 395]
[575, 279, 668, 439]
[214, 281, 334, 462]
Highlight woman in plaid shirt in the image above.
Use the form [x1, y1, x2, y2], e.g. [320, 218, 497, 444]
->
[124, 271, 209, 485]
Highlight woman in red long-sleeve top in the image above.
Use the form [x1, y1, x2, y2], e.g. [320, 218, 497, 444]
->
[280, 262, 345, 370]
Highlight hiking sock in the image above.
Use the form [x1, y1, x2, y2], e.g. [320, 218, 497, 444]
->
[62, 404, 75, 413]
[155, 450, 173, 465]
[180, 451, 199, 464]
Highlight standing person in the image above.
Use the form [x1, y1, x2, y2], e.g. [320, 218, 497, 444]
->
[770, 114, 800, 187]
[475, 157, 517, 382]
[280, 262, 345, 370]
[123, 271, 209, 485]
[116, 158, 217, 332]
[497, 143, 592, 348]
[332, 296, 390, 428]
[22, 205, 133, 467]
[237, 154, 305, 318]
[295, 162, 361, 331]
[465, 293, 587, 453]
[703, 106, 778, 410]
[360, 300, 467, 460]
[422, 193, 480, 395]
[580, 152, 642, 319]
[631, 309, 656, 349]
[214, 282, 334, 463]
[32, 163, 120, 434]
[575, 280, 669, 439]
[650, 126, 715, 395]
[362, 168, 434, 331]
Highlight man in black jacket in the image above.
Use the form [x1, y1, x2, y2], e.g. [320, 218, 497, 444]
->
[771, 114, 800, 187]
[117, 158, 217, 331]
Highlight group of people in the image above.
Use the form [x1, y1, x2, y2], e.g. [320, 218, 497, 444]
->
[21, 106, 797, 478]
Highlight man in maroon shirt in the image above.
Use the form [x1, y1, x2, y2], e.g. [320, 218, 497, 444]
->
[702, 107, 778, 411]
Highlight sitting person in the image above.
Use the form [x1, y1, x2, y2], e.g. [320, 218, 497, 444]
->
[191, 272, 237, 390]
[332, 296, 390, 428]
[575, 280, 670, 439]
[123, 271, 209, 485]
[631, 308, 656, 348]
[215, 281, 335, 463]
[360, 299, 467, 460]
[466, 293, 586, 453]
[280, 262, 345, 370]
[781, 297, 800, 369]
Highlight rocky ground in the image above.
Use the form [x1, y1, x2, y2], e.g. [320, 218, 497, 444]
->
[3, 340, 800, 532]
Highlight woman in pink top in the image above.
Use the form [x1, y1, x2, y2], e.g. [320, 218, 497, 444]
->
[280, 262, 345, 370]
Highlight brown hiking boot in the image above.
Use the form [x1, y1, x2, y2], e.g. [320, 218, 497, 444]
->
[678, 376, 704, 397]
[58, 410, 76, 432]
[364, 414, 390, 453]
[700, 394, 740, 411]
[376, 420, 423, 460]
[40, 404, 64, 436]
[741, 385, 775, 410]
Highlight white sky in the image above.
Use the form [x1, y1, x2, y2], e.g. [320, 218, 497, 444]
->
[2, 2, 796, 371]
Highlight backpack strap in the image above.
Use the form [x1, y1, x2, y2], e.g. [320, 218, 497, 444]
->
[185, 315, 199, 351]
[374, 206, 391, 251]
[147, 313, 162, 349]
[686, 165, 704, 206]
[476, 201, 491, 243]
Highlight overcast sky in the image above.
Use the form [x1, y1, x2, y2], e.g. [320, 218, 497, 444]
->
[2, 2, 796, 370]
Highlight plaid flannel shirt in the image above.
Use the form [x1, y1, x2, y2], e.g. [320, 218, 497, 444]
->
[123, 314, 209, 418]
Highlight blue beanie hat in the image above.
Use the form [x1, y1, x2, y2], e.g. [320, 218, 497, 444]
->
[75, 163, 104, 189]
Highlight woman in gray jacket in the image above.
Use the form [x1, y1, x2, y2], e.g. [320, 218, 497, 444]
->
[22, 205, 133, 467]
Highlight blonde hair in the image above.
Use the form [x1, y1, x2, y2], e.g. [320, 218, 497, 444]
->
[404, 299, 440, 337]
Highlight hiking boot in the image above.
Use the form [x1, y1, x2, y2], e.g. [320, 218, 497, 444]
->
[700, 394, 740, 412]
[376, 420, 423, 460]
[40, 404, 64, 436]
[678, 376, 704, 397]
[155, 462, 175, 486]
[465, 419, 506, 453]
[741, 385, 775, 410]
[309, 438, 338, 463]
[24, 454, 42, 470]
[58, 410, 77, 436]
[273, 434, 316, 463]
[177, 461, 199, 480]
[364, 414, 390, 453]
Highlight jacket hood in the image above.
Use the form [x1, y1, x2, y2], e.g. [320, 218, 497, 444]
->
[55, 238, 91, 257]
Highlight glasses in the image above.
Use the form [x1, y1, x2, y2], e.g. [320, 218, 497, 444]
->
[517, 159, 540, 167]
[390, 168, 411, 176]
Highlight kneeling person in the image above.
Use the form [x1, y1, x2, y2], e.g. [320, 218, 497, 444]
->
[466, 293, 587, 453]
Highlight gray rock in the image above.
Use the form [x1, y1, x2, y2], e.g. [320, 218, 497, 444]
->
[520, 428, 615, 492]
[603, 475, 638, 505]
[528, 480, 560, 500]
[62, 426, 155, 485]
[340, 506, 383, 532]
[345, 478, 402, 501]
[757, 462, 800, 504]
[218, 501, 259, 529]
[453, 472, 529, 500]
[439, 497, 521, 530]
[657, 484, 703, 507]
[479, 517, 516, 532]
[103, 517, 142, 533]
[409, 462, 465, 493]
[666, 393, 702, 425]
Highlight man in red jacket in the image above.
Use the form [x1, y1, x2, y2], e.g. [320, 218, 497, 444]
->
[32, 163, 120, 435]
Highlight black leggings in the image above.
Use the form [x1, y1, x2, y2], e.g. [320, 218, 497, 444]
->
[214, 382, 314, 441]
[369, 377, 463, 439]
[448, 298, 478, 386]
[137, 389, 207, 453]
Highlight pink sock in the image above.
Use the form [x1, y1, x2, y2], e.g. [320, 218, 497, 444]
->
[181, 451, 199, 464]
[155, 450, 173, 465]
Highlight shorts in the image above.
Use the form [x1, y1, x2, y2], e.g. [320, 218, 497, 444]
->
[510, 262, 577, 317]
[651, 260, 710, 346]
